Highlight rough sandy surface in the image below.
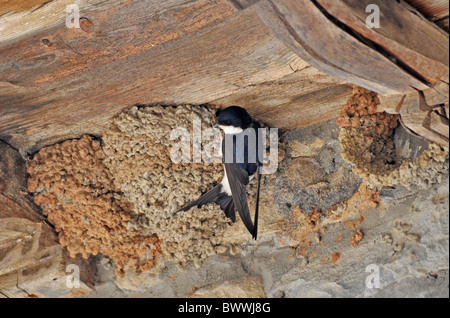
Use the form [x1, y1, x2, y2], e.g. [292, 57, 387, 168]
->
[27, 135, 161, 277]
[23, 98, 448, 298]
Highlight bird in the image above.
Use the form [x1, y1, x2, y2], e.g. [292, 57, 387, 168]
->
[176, 106, 262, 239]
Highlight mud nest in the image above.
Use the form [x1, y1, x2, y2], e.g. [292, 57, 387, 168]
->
[27, 136, 161, 277]
[101, 105, 238, 267]
[338, 86, 449, 190]
[28, 105, 250, 276]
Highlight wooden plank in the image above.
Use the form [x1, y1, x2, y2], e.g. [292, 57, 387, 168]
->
[0, 271, 19, 290]
[380, 75, 449, 114]
[316, 0, 449, 84]
[0, 0, 308, 154]
[378, 93, 407, 114]
[401, 111, 448, 145]
[430, 111, 449, 137]
[0, 0, 122, 46]
[378, 72, 449, 145]
[0, 219, 41, 276]
[379, 90, 429, 114]
[212, 66, 353, 129]
[252, 0, 429, 95]
[404, 0, 449, 20]
[401, 91, 427, 114]
[248, 0, 448, 145]
[0, 0, 61, 16]
[423, 73, 450, 106]
[2, 0, 446, 152]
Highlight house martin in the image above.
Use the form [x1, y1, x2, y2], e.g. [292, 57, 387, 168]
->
[177, 106, 262, 239]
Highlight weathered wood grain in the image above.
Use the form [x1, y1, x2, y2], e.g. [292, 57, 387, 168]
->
[404, 0, 449, 31]
[252, 0, 430, 95]
[0, 0, 309, 154]
[404, 0, 449, 20]
[423, 73, 450, 106]
[316, 0, 449, 84]
[212, 66, 353, 129]
[0, 0, 122, 46]
[379, 73, 449, 145]
[430, 110, 449, 137]
[400, 111, 447, 145]
[1, 0, 448, 153]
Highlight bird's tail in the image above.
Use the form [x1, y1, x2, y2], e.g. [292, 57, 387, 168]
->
[175, 185, 236, 222]
[252, 165, 262, 240]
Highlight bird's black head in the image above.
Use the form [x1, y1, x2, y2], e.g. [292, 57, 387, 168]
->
[216, 106, 253, 134]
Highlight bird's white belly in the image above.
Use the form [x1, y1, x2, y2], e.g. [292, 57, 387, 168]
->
[219, 125, 243, 135]
[220, 169, 232, 196]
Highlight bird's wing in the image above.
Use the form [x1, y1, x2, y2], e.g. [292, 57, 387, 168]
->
[175, 184, 236, 222]
[176, 184, 221, 212]
[217, 195, 236, 222]
[224, 162, 255, 235]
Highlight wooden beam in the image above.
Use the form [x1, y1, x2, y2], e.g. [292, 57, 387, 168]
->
[401, 110, 448, 145]
[0, 0, 122, 46]
[251, 0, 431, 95]
[423, 73, 450, 106]
[316, 0, 449, 84]
[379, 73, 449, 145]
[0, 0, 309, 154]
[212, 66, 353, 129]
[1, 0, 448, 152]
[430, 110, 449, 138]
[404, 0, 449, 21]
